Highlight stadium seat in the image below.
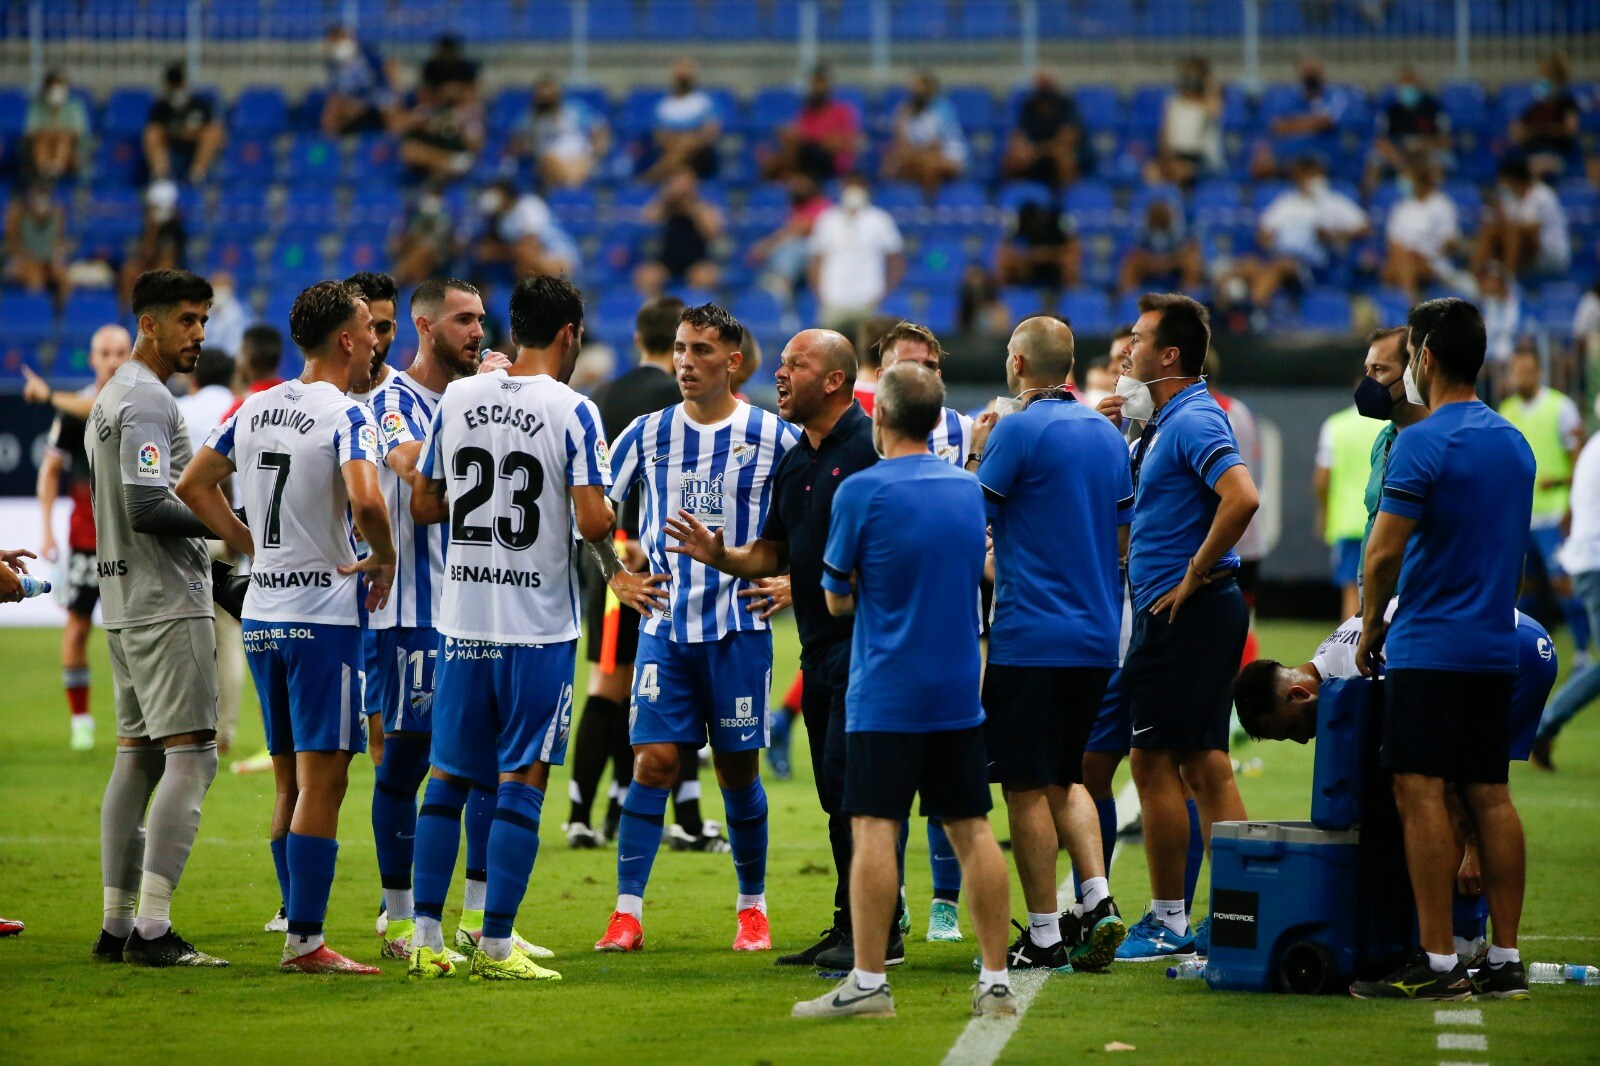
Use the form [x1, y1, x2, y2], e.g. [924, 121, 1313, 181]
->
[101, 87, 156, 141]
[587, 0, 641, 41]
[1074, 85, 1121, 132]
[1538, 283, 1583, 337]
[282, 134, 342, 183]
[731, 288, 784, 336]
[281, 186, 339, 227]
[703, 0, 763, 40]
[905, 239, 966, 290]
[212, 185, 272, 226]
[1000, 286, 1050, 320]
[348, 184, 404, 228]
[232, 86, 289, 139]
[897, 1, 950, 40]
[1058, 289, 1113, 334]
[4, 291, 59, 344]
[203, 237, 259, 288]
[1300, 288, 1353, 332]
[959, 0, 1019, 40]
[922, 291, 960, 335]
[335, 236, 389, 279]
[1063, 180, 1119, 231]
[61, 291, 125, 345]
[998, 181, 1054, 214]
[642, 0, 700, 42]
[217, 137, 275, 185]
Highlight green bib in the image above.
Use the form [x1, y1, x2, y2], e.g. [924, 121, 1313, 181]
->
[1499, 389, 1572, 519]
[1323, 406, 1384, 543]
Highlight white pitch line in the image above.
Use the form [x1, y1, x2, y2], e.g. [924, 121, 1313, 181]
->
[948, 780, 1141, 1066]
[1438, 1033, 1489, 1052]
[1521, 934, 1600, 942]
[1434, 1009, 1482, 1026]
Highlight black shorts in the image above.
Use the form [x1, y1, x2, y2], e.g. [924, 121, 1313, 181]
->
[843, 726, 993, 822]
[1123, 578, 1247, 752]
[1383, 669, 1512, 784]
[582, 554, 642, 668]
[66, 548, 100, 617]
[981, 664, 1111, 787]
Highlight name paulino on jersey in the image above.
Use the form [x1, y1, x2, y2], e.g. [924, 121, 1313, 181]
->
[250, 406, 317, 436]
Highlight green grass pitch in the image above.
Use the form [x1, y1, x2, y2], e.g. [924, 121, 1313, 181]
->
[1, 618, 1596, 1064]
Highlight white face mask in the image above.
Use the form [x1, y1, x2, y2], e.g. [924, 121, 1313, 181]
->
[993, 396, 1024, 418]
[840, 186, 868, 212]
[1115, 373, 1193, 422]
[46, 84, 67, 107]
[1404, 333, 1429, 406]
[331, 38, 358, 64]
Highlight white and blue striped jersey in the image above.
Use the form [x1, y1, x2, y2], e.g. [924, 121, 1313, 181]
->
[419, 370, 611, 645]
[929, 407, 974, 466]
[610, 401, 799, 644]
[368, 371, 448, 630]
[207, 380, 379, 626]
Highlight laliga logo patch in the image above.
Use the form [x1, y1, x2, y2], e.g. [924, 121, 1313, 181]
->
[136, 442, 162, 479]
[594, 438, 612, 473]
[380, 411, 406, 442]
[731, 442, 757, 466]
[358, 424, 378, 454]
[1538, 636, 1553, 661]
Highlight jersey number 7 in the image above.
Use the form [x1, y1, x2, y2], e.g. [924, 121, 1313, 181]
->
[258, 451, 291, 549]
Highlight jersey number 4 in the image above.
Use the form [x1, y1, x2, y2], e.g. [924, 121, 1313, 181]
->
[451, 446, 546, 551]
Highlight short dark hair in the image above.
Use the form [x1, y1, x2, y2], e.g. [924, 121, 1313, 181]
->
[163, 62, 186, 90]
[876, 362, 945, 440]
[679, 303, 744, 346]
[344, 271, 398, 304]
[1497, 153, 1532, 184]
[1407, 297, 1487, 386]
[289, 280, 362, 354]
[410, 276, 480, 318]
[1137, 292, 1211, 375]
[131, 268, 213, 318]
[636, 295, 686, 356]
[193, 347, 234, 390]
[1368, 325, 1408, 346]
[877, 321, 945, 368]
[857, 313, 902, 370]
[1232, 659, 1283, 742]
[510, 274, 585, 349]
[239, 324, 284, 374]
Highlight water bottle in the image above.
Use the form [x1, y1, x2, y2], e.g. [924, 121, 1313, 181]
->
[1529, 962, 1600, 985]
[1166, 958, 1207, 980]
[18, 575, 51, 599]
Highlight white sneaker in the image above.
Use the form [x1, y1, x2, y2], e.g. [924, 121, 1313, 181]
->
[792, 977, 896, 1019]
[375, 904, 388, 938]
[264, 905, 288, 933]
[70, 715, 94, 751]
[971, 982, 1018, 1017]
[564, 821, 606, 849]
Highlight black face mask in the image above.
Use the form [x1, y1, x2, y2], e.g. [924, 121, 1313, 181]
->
[1302, 75, 1324, 95]
[1353, 375, 1397, 420]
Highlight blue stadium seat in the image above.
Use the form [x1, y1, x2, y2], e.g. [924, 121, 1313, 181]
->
[265, 0, 330, 39]
[1558, 178, 1600, 227]
[922, 291, 960, 335]
[203, 237, 258, 288]
[620, 87, 668, 139]
[1063, 180, 1119, 231]
[489, 88, 531, 136]
[748, 87, 800, 136]
[4, 290, 59, 344]
[703, 0, 763, 40]
[1127, 85, 1171, 139]
[1074, 85, 1121, 132]
[283, 134, 342, 183]
[959, 0, 1019, 40]
[1438, 80, 1490, 134]
[934, 180, 990, 220]
[731, 288, 784, 336]
[897, 1, 950, 40]
[217, 137, 275, 185]
[232, 86, 289, 138]
[460, 0, 515, 42]
[203, 0, 263, 40]
[998, 181, 1054, 213]
[336, 236, 389, 279]
[1000, 285, 1049, 320]
[212, 185, 272, 226]
[947, 86, 996, 134]
[268, 235, 326, 289]
[77, 190, 145, 249]
[594, 288, 644, 343]
[905, 239, 966, 290]
[642, 0, 700, 41]
[1538, 283, 1583, 337]
[1300, 288, 1353, 332]
[0, 87, 28, 139]
[1128, 182, 1183, 218]
[876, 182, 926, 225]
[282, 186, 339, 227]
[511, 0, 574, 40]
[352, 134, 405, 182]
[588, 0, 642, 41]
[61, 291, 125, 346]
[1058, 289, 1113, 334]
[348, 184, 404, 227]
[92, 137, 143, 186]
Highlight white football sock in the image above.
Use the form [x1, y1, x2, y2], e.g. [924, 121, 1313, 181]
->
[617, 893, 644, 919]
[979, 966, 1009, 991]
[103, 887, 137, 939]
[1453, 935, 1478, 958]
[384, 888, 414, 923]
[851, 967, 887, 991]
[737, 893, 766, 914]
[134, 872, 175, 940]
[462, 878, 487, 913]
[1426, 950, 1459, 973]
[287, 932, 324, 957]
[1487, 944, 1519, 966]
[415, 915, 445, 953]
[479, 935, 513, 961]
[1028, 911, 1061, 948]
[1153, 899, 1187, 935]
[1080, 876, 1110, 910]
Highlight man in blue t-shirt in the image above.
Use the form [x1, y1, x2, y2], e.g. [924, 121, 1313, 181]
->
[968, 316, 1132, 973]
[791, 363, 1013, 1022]
[1353, 298, 1536, 1003]
[1097, 293, 1260, 963]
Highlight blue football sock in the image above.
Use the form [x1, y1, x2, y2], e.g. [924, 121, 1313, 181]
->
[483, 782, 543, 940]
[465, 782, 496, 888]
[371, 734, 429, 890]
[927, 820, 962, 899]
[1452, 890, 1489, 941]
[1183, 798, 1203, 913]
[413, 777, 468, 921]
[269, 834, 291, 908]
[286, 832, 337, 940]
[722, 779, 769, 897]
[616, 783, 669, 897]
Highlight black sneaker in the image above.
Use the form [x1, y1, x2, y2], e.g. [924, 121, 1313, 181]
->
[1529, 735, 1554, 771]
[1472, 960, 1532, 1001]
[815, 928, 906, 971]
[1068, 897, 1127, 973]
[1350, 952, 1473, 1000]
[1004, 920, 1070, 971]
[777, 927, 847, 967]
[91, 929, 129, 962]
[122, 927, 229, 968]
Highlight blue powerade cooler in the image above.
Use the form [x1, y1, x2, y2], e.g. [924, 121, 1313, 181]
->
[1204, 821, 1362, 993]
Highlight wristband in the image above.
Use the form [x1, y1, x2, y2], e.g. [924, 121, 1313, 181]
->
[1188, 558, 1213, 583]
[966, 452, 982, 465]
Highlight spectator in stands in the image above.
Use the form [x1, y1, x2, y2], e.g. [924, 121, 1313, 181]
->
[1152, 56, 1222, 188]
[320, 25, 395, 136]
[202, 270, 255, 358]
[1574, 280, 1600, 344]
[996, 200, 1081, 290]
[399, 74, 484, 185]
[472, 179, 580, 280]
[1117, 198, 1203, 296]
[1002, 70, 1091, 187]
[883, 72, 968, 196]
[957, 264, 1010, 339]
[1381, 156, 1463, 303]
[1480, 267, 1525, 383]
[1250, 56, 1349, 180]
[633, 168, 724, 294]
[1511, 52, 1582, 180]
[3, 180, 67, 303]
[390, 189, 458, 285]
[420, 33, 479, 99]
[1366, 67, 1452, 195]
[24, 71, 87, 181]
[222, 324, 286, 422]
[644, 58, 721, 182]
[1221, 155, 1368, 310]
[509, 76, 609, 190]
[808, 173, 904, 331]
[117, 180, 186, 308]
[144, 62, 223, 184]
[748, 174, 830, 297]
[768, 65, 861, 183]
[1473, 154, 1570, 280]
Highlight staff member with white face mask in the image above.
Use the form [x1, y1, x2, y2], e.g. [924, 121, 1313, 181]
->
[1095, 293, 1260, 963]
